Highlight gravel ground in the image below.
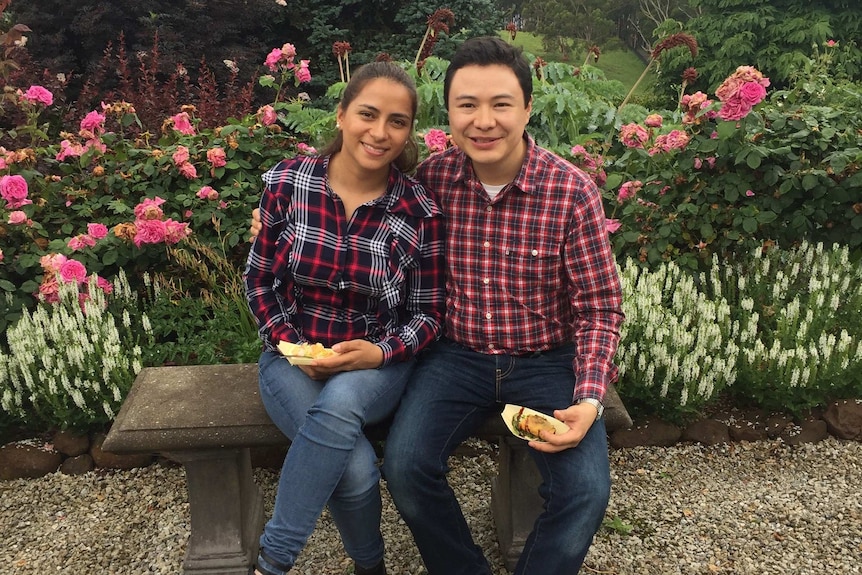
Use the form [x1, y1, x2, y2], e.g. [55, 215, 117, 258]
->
[2, 437, 861, 574]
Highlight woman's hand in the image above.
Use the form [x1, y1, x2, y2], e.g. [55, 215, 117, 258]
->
[296, 339, 384, 380]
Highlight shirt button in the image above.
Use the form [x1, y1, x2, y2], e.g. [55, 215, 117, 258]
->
[532, 249, 538, 256]
[486, 206, 493, 212]
[488, 343, 495, 350]
[483, 278, 490, 284]
[483, 241, 490, 248]
[485, 312, 492, 319]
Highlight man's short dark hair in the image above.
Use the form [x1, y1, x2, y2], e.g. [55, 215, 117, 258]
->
[443, 36, 533, 110]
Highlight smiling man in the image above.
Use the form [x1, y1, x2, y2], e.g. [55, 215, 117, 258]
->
[381, 37, 624, 575]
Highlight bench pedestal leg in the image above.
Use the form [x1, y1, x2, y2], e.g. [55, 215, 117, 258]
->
[491, 436, 542, 573]
[166, 448, 265, 575]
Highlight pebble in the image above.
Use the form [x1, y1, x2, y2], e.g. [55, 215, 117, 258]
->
[2, 438, 861, 574]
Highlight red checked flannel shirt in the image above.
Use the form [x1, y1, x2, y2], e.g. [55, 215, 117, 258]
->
[416, 134, 624, 402]
[244, 155, 446, 367]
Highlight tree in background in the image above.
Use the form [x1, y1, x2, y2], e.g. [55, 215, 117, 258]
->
[522, 0, 624, 56]
[655, 0, 861, 96]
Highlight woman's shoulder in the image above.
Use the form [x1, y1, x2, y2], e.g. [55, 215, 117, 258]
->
[262, 154, 325, 187]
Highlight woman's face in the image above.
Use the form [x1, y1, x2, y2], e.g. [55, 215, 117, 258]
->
[335, 78, 413, 175]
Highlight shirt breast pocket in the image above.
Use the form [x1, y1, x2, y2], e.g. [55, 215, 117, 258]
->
[503, 239, 562, 297]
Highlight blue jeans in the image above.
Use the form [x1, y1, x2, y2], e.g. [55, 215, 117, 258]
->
[382, 339, 611, 575]
[256, 351, 414, 572]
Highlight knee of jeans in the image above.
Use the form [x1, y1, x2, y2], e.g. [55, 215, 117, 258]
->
[333, 457, 381, 501]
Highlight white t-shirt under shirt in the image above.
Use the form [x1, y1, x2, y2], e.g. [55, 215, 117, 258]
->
[483, 182, 506, 201]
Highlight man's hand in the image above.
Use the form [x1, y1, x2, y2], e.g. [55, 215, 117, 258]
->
[249, 207, 262, 239]
[528, 402, 598, 453]
[295, 339, 384, 380]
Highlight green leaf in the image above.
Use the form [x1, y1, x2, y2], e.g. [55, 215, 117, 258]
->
[757, 211, 778, 223]
[746, 152, 762, 169]
[742, 217, 758, 233]
[0, 279, 15, 292]
[801, 174, 819, 191]
[102, 250, 119, 265]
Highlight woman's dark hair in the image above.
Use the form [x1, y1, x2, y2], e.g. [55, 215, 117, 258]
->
[319, 61, 420, 173]
[443, 36, 533, 110]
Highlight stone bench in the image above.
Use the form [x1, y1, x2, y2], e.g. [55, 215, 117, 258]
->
[103, 363, 632, 574]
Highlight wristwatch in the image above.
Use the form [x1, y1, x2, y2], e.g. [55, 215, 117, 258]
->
[577, 398, 604, 420]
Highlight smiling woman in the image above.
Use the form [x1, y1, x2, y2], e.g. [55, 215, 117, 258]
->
[242, 60, 446, 575]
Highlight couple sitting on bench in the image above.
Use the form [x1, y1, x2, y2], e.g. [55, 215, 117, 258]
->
[243, 37, 624, 575]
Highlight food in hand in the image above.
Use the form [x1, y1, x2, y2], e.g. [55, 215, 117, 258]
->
[277, 341, 337, 359]
[512, 407, 557, 440]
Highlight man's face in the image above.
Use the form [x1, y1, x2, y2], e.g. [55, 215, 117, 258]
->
[446, 64, 532, 185]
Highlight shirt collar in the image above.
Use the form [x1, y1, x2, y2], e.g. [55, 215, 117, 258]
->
[450, 132, 539, 197]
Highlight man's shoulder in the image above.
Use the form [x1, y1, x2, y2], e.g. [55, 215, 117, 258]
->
[527, 142, 594, 188]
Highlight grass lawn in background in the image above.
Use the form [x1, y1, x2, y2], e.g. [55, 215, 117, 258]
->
[498, 31, 655, 94]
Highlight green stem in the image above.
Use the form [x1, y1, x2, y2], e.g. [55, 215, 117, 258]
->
[617, 58, 655, 114]
[414, 27, 431, 68]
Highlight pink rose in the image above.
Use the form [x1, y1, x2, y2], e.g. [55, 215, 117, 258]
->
[644, 114, 663, 128]
[197, 185, 219, 200]
[207, 147, 227, 168]
[694, 157, 703, 170]
[8, 210, 27, 225]
[295, 60, 312, 84]
[281, 43, 297, 59]
[258, 105, 277, 126]
[619, 123, 649, 149]
[40, 253, 68, 273]
[617, 180, 642, 203]
[718, 97, 749, 121]
[39, 278, 60, 303]
[264, 48, 283, 71]
[297, 143, 317, 154]
[56, 139, 85, 161]
[67, 235, 96, 251]
[134, 197, 166, 220]
[1, 175, 32, 209]
[87, 223, 109, 239]
[738, 82, 767, 106]
[745, 190, 755, 197]
[178, 162, 198, 179]
[0, 247, 4, 262]
[163, 219, 191, 244]
[96, 275, 114, 293]
[424, 129, 449, 154]
[59, 259, 88, 283]
[170, 112, 195, 135]
[605, 219, 622, 234]
[21, 85, 54, 106]
[134, 219, 168, 247]
[80, 110, 106, 133]
[172, 145, 190, 166]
